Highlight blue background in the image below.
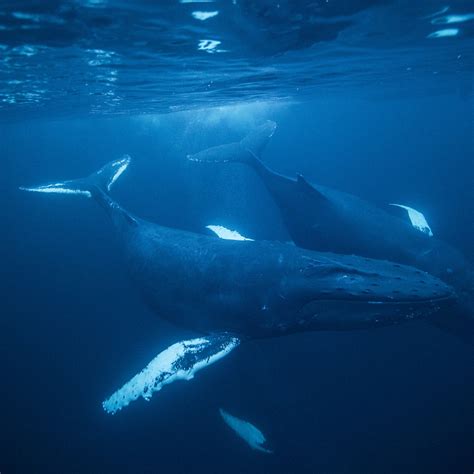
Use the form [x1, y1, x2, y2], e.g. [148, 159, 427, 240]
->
[2, 93, 473, 473]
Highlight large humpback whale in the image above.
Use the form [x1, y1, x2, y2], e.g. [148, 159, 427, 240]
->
[20, 157, 455, 414]
[188, 122, 474, 343]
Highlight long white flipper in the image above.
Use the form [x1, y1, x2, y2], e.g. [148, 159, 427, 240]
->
[206, 225, 254, 241]
[219, 408, 272, 454]
[103, 334, 239, 415]
[390, 203, 433, 237]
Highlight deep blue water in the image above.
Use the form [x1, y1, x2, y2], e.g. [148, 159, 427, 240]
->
[2, 1, 474, 473]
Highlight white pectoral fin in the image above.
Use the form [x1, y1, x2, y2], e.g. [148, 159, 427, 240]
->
[206, 225, 254, 241]
[103, 334, 240, 415]
[219, 408, 273, 454]
[389, 203, 433, 237]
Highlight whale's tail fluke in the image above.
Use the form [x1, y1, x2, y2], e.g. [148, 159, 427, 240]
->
[19, 155, 131, 198]
[20, 155, 135, 227]
[187, 121, 277, 165]
[240, 120, 277, 159]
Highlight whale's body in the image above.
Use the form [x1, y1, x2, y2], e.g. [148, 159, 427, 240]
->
[245, 165, 473, 306]
[189, 122, 474, 342]
[20, 156, 456, 414]
[124, 218, 453, 336]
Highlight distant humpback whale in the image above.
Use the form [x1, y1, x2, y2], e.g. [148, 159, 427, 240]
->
[219, 408, 272, 454]
[20, 157, 455, 414]
[188, 122, 474, 344]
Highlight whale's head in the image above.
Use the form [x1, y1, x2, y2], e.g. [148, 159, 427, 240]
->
[275, 253, 456, 332]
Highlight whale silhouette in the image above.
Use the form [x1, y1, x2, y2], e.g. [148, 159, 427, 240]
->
[20, 156, 455, 413]
[219, 408, 272, 454]
[188, 122, 474, 344]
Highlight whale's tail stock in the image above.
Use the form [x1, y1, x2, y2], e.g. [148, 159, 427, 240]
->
[19, 155, 131, 198]
[187, 121, 277, 165]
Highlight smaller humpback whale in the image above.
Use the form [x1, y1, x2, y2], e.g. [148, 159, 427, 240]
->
[20, 157, 455, 414]
[219, 408, 272, 454]
[188, 122, 474, 344]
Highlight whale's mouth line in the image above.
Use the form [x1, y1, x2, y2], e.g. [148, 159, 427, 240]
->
[303, 294, 454, 307]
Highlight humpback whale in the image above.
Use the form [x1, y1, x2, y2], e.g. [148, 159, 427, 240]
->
[20, 157, 455, 413]
[219, 408, 272, 454]
[188, 122, 474, 343]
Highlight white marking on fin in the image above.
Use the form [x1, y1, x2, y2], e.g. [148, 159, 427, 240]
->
[107, 155, 130, 190]
[102, 336, 239, 415]
[390, 204, 433, 236]
[219, 408, 272, 454]
[206, 225, 254, 241]
[19, 185, 91, 197]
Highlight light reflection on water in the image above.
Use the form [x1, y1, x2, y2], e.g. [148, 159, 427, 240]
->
[0, 0, 472, 119]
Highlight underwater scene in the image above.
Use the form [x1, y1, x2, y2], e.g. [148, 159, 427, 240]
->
[2, 1, 474, 473]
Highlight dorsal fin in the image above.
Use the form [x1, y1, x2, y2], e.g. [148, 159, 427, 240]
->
[296, 174, 326, 200]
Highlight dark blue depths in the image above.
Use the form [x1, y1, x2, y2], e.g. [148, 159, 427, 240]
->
[1, 2, 474, 471]
[2, 94, 473, 474]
